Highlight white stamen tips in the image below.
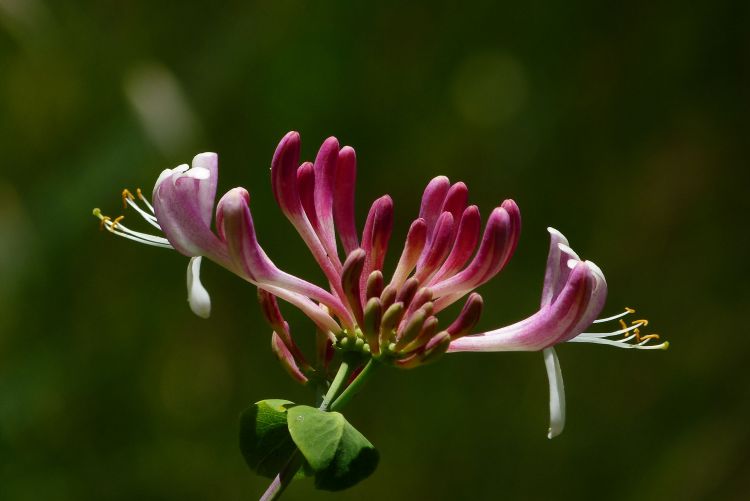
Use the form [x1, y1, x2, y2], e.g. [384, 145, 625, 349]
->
[187, 256, 211, 319]
[92, 189, 172, 249]
[572, 307, 668, 350]
[593, 308, 634, 324]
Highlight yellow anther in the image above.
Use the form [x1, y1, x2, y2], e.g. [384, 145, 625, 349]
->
[632, 319, 649, 327]
[122, 189, 135, 208]
[638, 333, 661, 342]
[625, 307, 635, 314]
[136, 188, 146, 200]
[99, 215, 111, 231]
[112, 215, 125, 230]
[619, 319, 628, 331]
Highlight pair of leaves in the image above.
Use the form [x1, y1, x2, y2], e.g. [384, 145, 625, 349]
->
[239, 399, 379, 491]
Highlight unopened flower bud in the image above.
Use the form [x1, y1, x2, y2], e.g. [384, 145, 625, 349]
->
[271, 332, 309, 384]
[362, 297, 383, 353]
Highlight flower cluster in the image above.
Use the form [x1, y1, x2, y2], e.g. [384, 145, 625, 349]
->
[93, 131, 667, 439]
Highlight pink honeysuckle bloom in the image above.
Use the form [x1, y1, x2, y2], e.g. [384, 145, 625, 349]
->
[92, 152, 349, 335]
[448, 227, 668, 438]
[92, 132, 521, 377]
[261, 131, 522, 370]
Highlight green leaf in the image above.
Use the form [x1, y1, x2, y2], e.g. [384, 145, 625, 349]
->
[287, 405, 379, 491]
[238, 399, 299, 478]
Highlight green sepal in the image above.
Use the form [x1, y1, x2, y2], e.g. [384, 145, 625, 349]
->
[239, 399, 310, 479]
[287, 405, 379, 491]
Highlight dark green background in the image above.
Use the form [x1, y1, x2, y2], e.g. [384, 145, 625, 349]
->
[1, 1, 747, 500]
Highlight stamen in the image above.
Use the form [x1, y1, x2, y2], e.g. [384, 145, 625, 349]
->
[637, 333, 661, 342]
[572, 311, 667, 350]
[120, 187, 161, 229]
[568, 335, 669, 350]
[92, 207, 172, 249]
[593, 307, 635, 324]
[122, 189, 135, 208]
[136, 188, 156, 213]
[578, 321, 644, 338]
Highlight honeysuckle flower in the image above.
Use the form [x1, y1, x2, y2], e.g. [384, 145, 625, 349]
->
[93, 152, 352, 334]
[261, 131, 522, 371]
[92, 133, 521, 376]
[448, 227, 668, 438]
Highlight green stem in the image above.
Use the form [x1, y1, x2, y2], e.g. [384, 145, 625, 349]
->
[330, 358, 379, 412]
[318, 354, 355, 411]
[259, 356, 362, 500]
[258, 450, 303, 501]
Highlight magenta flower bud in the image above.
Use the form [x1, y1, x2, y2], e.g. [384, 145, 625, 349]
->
[446, 292, 484, 340]
[396, 331, 451, 369]
[396, 277, 420, 308]
[441, 182, 469, 223]
[333, 145, 359, 255]
[379, 301, 405, 347]
[390, 218, 428, 289]
[257, 288, 288, 337]
[499, 199, 521, 270]
[271, 132, 345, 295]
[362, 195, 394, 270]
[405, 287, 433, 319]
[418, 176, 450, 241]
[401, 315, 439, 354]
[341, 249, 366, 325]
[379, 284, 397, 311]
[312, 136, 340, 264]
[366, 270, 384, 300]
[415, 212, 455, 283]
[271, 332, 309, 385]
[271, 131, 304, 220]
[360, 195, 394, 301]
[362, 297, 383, 353]
[429, 205, 481, 285]
[431, 205, 516, 311]
[297, 162, 317, 231]
[395, 307, 426, 350]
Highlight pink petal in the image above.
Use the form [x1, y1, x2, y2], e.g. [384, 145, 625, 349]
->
[428, 205, 481, 285]
[297, 162, 318, 232]
[218, 188, 354, 329]
[333, 146, 360, 255]
[313, 137, 341, 266]
[419, 176, 450, 241]
[414, 212, 455, 284]
[390, 218, 427, 289]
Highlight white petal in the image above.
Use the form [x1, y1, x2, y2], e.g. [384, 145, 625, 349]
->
[186, 256, 211, 319]
[185, 166, 210, 180]
[543, 347, 566, 439]
[153, 168, 175, 194]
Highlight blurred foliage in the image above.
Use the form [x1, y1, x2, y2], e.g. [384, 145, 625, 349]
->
[0, 0, 748, 500]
